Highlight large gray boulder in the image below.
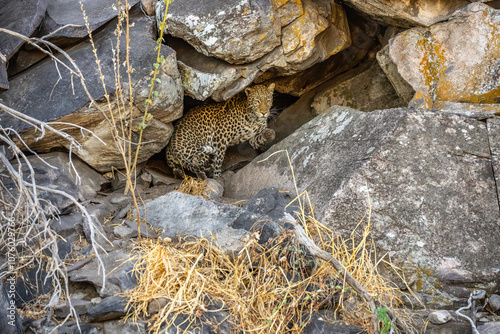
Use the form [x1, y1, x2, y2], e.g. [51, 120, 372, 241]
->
[0, 5, 183, 172]
[377, 3, 500, 107]
[160, 0, 351, 100]
[0, 0, 48, 89]
[159, 0, 281, 65]
[226, 106, 500, 307]
[135, 188, 297, 252]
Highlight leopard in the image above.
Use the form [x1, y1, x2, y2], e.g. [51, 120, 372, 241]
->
[166, 83, 276, 179]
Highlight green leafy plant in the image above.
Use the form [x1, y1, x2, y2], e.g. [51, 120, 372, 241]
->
[376, 306, 392, 334]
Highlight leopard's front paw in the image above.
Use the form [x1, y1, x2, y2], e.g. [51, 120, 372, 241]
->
[263, 128, 276, 142]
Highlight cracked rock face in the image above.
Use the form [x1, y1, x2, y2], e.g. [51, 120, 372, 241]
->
[0, 5, 183, 172]
[0, 0, 48, 89]
[159, 0, 281, 65]
[226, 106, 500, 306]
[377, 3, 500, 107]
[160, 0, 351, 100]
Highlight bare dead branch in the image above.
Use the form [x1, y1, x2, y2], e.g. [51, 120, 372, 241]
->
[281, 213, 412, 334]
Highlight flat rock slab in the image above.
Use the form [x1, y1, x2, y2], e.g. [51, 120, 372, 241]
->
[54, 298, 92, 318]
[311, 61, 405, 114]
[37, 0, 140, 44]
[69, 251, 136, 297]
[0, 6, 182, 172]
[0, 152, 104, 211]
[226, 106, 500, 306]
[135, 191, 252, 251]
[0, 0, 48, 60]
[87, 296, 128, 322]
[0, 5, 177, 129]
[0, 0, 48, 89]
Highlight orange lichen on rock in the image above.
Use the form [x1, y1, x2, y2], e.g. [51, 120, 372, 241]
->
[388, 4, 500, 107]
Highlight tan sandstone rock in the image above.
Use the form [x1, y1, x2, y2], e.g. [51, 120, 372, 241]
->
[377, 3, 500, 108]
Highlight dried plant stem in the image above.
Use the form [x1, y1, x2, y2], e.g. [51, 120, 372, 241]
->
[129, 0, 172, 175]
[282, 213, 411, 334]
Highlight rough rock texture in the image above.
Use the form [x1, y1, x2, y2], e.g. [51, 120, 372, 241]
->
[36, 0, 140, 46]
[310, 61, 405, 114]
[433, 102, 500, 120]
[87, 296, 128, 322]
[0, 61, 7, 90]
[226, 106, 500, 306]
[303, 312, 364, 334]
[261, 9, 379, 96]
[103, 320, 146, 334]
[0, 152, 104, 211]
[54, 298, 92, 318]
[489, 294, 500, 312]
[276, 0, 351, 75]
[69, 251, 136, 297]
[0, 0, 48, 89]
[160, 0, 351, 100]
[478, 322, 500, 334]
[135, 191, 251, 251]
[342, 0, 470, 28]
[141, 0, 156, 16]
[135, 189, 295, 251]
[7, 49, 47, 77]
[378, 3, 500, 107]
[159, 0, 281, 65]
[428, 310, 453, 325]
[170, 37, 284, 101]
[0, 6, 183, 172]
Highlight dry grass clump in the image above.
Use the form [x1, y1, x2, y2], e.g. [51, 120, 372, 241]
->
[176, 175, 210, 199]
[123, 207, 412, 333]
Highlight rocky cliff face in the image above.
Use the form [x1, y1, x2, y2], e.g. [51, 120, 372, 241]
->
[1, 0, 500, 333]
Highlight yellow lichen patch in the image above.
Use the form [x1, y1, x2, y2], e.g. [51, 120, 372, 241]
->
[272, 0, 292, 9]
[424, 8, 500, 103]
[411, 90, 433, 109]
[416, 31, 448, 100]
[464, 86, 500, 103]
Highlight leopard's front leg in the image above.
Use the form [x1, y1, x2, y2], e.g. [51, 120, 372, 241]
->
[249, 128, 276, 149]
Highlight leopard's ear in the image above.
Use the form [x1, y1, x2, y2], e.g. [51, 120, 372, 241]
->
[245, 86, 254, 96]
[268, 83, 275, 92]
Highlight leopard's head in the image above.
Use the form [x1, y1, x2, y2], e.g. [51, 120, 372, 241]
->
[245, 83, 275, 120]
